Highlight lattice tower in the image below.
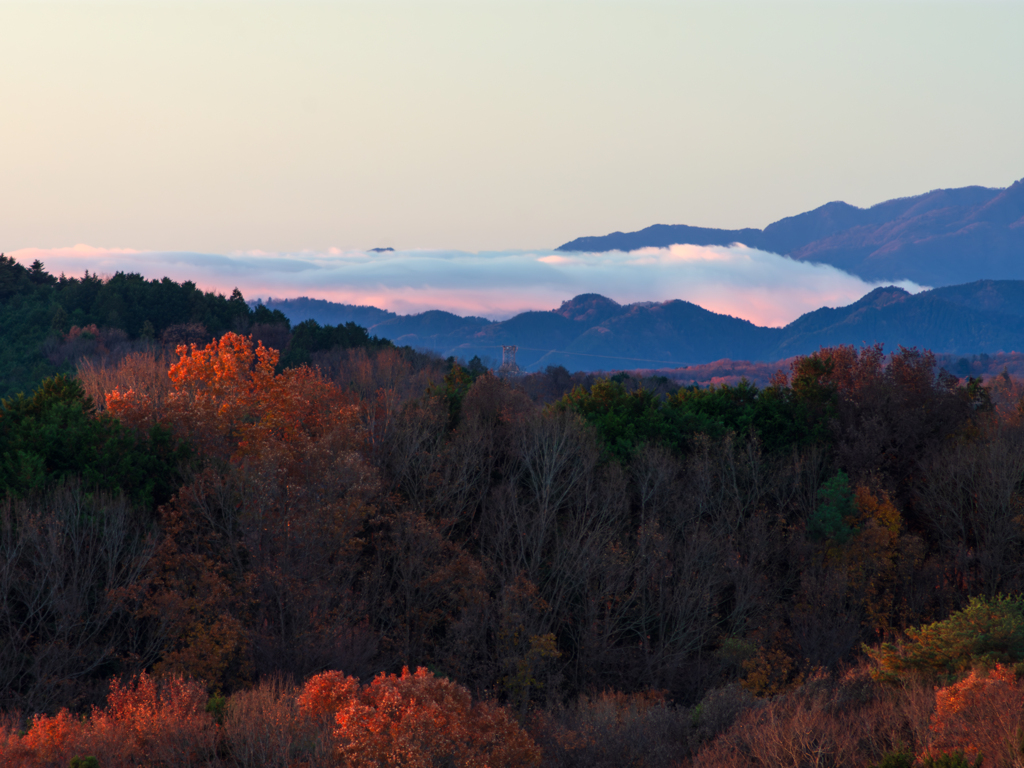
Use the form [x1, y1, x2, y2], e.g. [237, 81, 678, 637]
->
[497, 345, 522, 377]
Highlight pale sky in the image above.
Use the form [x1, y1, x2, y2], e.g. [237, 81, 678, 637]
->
[3, 0, 1022, 255]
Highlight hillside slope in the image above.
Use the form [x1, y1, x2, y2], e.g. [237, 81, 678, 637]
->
[558, 179, 1024, 286]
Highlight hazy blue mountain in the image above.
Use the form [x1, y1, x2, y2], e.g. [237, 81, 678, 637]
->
[926, 280, 1024, 317]
[445, 311, 589, 370]
[553, 293, 625, 326]
[538, 300, 781, 371]
[256, 297, 397, 328]
[557, 179, 1024, 286]
[266, 279, 1024, 372]
[367, 310, 491, 352]
[784, 182, 1024, 284]
[558, 224, 764, 254]
[769, 286, 1024, 359]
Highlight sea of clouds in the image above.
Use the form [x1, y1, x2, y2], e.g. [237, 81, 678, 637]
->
[9, 244, 926, 328]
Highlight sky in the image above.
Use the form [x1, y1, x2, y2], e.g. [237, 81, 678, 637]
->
[2, 0, 1022, 322]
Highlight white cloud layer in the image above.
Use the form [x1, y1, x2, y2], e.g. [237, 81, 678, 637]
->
[9, 244, 927, 328]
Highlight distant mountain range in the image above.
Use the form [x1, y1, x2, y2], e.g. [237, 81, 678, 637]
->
[261, 280, 1024, 372]
[255, 297, 398, 329]
[558, 179, 1024, 287]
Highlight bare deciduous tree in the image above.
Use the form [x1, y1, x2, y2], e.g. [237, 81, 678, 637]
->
[0, 483, 158, 712]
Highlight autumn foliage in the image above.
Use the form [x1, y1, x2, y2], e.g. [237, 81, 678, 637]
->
[1, 669, 539, 768]
[99, 333, 378, 689]
[927, 665, 1024, 767]
[8, 327, 1024, 767]
[107, 331, 361, 466]
[1, 673, 215, 768]
[300, 667, 541, 768]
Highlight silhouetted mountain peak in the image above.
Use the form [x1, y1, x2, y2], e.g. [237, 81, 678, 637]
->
[849, 286, 911, 310]
[761, 201, 867, 253]
[556, 294, 622, 324]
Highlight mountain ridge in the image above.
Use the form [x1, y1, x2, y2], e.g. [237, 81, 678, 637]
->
[260, 279, 1024, 373]
[557, 179, 1024, 286]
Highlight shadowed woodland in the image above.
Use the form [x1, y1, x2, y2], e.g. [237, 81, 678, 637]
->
[3, 261, 1024, 767]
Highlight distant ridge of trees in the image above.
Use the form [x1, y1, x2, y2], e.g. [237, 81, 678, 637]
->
[631, 351, 1024, 389]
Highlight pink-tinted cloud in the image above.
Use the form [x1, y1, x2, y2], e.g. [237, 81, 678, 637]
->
[9, 243, 927, 327]
[13, 244, 142, 261]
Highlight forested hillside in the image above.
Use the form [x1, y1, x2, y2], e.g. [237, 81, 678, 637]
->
[3, 287, 1024, 766]
[0, 255, 390, 399]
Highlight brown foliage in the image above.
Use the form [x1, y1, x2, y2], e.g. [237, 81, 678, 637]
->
[142, 456, 379, 688]
[140, 473, 252, 688]
[693, 669, 933, 768]
[783, 484, 929, 672]
[914, 427, 1024, 595]
[313, 345, 444, 404]
[797, 346, 973, 505]
[0, 484, 159, 713]
[99, 334, 381, 688]
[367, 509, 488, 668]
[78, 348, 176, 415]
[160, 323, 209, 349]
[222, 676, 301, 768]
[14, 334, 1022, 764]
[43, 325, 143, 369]
[530, 689, 691, 768]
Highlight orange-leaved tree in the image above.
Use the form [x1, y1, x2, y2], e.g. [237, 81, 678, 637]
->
[297, 667, 541, 768]
[107, 331, 363, 468]
[927, 664, 1024, 766]
[5, 673, 215, 768]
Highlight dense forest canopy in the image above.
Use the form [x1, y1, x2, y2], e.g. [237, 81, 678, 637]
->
[0, 255, 399, 400]
[0, 255, 292, 398]
[3, 261, 1024, 766]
